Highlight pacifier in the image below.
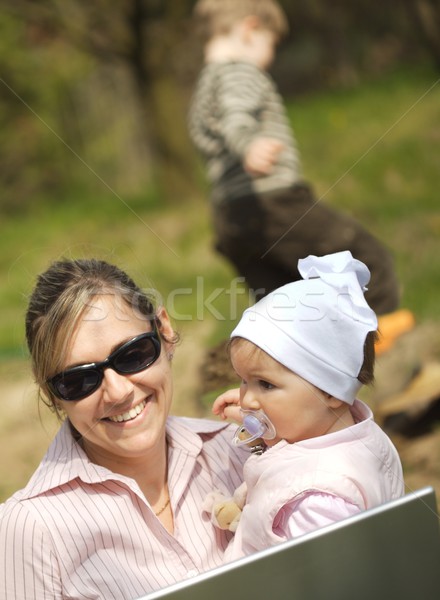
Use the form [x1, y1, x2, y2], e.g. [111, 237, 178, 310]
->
[232, 409, 276, 451]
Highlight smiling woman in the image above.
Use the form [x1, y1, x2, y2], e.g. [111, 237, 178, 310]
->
[0, 258, 247, 600]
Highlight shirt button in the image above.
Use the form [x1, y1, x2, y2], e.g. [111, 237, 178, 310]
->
[186, 570, 198, 578]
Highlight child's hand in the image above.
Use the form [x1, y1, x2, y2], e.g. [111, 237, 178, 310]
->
[212, 388, 242, 423]
[244, 137, 284, 176]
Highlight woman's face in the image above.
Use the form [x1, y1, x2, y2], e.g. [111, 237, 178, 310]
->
[58, 294, 175, 469]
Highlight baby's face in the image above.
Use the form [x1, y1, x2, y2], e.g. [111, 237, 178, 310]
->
[230, 341, 339, 445]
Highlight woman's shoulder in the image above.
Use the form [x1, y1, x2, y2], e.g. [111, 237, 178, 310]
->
[169, 415, 229, 433]
[0, 492, 41, 535]
[166, 416, 246, 460]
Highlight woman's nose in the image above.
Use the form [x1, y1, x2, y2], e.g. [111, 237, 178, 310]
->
[102, 368, 134, 403]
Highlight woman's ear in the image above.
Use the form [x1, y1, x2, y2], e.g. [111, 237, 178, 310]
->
[155, 306, 176, 347]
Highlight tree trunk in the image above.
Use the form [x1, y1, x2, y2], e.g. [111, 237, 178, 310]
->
[404, 0, 440, 70]
[128, 0, 200, 203]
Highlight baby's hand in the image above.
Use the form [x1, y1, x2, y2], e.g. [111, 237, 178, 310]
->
[212, 388, 242, 423]
[244, 137, 284, 176]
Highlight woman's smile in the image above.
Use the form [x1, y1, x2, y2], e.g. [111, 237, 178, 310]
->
[104, 397, 150, 425]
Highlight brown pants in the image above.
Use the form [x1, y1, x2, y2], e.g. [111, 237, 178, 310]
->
[212, 183, 399, 315]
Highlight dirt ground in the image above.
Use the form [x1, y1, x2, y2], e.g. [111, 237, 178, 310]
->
[1, 320, 440, 508]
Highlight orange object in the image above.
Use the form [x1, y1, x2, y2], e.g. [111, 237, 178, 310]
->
[375, 309, 415, 355]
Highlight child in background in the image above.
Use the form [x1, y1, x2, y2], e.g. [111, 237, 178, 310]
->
[206, 251, 404, 561]
[188, 0, 414, 350]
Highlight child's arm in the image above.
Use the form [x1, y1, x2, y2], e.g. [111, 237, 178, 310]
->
[212, 388, 242, 423]
[244, 137, 284, 176]
[214, 65, 286, 176]
[275, 494, 360, 540]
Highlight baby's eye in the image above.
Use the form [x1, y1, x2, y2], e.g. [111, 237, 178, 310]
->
[259, 380, 275, 390]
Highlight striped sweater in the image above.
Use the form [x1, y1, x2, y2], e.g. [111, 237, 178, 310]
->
[189, 61, 302, 203]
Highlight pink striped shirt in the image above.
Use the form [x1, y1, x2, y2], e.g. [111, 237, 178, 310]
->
[0, 417, 247, 599]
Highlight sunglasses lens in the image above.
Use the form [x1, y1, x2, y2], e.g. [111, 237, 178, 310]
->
[55, 370, 101, 401]
[113, 335, 159, 374]
[48, 332, 161, 401]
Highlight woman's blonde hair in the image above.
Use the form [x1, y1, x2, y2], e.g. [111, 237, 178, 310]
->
[25, 258, 174, 416]
[193, 0, 289, 42]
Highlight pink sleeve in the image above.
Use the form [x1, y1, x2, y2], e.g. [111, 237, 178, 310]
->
[273, 492, 361, 540]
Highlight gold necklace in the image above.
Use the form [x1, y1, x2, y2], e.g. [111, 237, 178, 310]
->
[155, 497, 170, 517]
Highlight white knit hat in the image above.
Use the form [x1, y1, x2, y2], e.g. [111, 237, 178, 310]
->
[230, 251, 378, 404]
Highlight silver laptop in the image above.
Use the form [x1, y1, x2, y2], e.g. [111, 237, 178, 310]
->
[139, 487, 440, 600]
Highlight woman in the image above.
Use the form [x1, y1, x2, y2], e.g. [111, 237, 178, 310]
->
[0, 258, 246, 599]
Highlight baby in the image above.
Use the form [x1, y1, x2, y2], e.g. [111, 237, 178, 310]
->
[206, 251, 404, 560]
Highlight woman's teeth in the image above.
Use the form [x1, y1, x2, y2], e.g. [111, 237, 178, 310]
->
[108, 400, 146, 423]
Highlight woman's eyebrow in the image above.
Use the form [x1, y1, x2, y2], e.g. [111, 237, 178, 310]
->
[63, 335, 138, 370]
[109, 336, 135, 355]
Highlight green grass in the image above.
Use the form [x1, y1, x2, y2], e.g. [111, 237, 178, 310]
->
[287, 66, 440, 319]
[1, 65, 439, 363]
[0, 184, 245, 359]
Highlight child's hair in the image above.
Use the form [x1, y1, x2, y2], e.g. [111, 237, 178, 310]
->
[357, 330, 378, 386]
[193, 0, 289, 42]
[230, 329, 377, 391]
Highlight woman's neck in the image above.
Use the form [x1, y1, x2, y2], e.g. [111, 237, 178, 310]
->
[82, 435, 168, 501]
[79, 428, 174, 532]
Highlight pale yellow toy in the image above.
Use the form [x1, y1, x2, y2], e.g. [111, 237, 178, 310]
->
[203, 426, 269, 532]
[202, 481, 248, 532]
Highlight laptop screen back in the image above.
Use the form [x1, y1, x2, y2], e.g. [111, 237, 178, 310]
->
[140, 487, 440, 600]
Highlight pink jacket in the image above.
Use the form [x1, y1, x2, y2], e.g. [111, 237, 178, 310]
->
[227, 400, 404, 560]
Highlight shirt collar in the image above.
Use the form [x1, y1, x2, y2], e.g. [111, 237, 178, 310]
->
[18, 417, 229, 501]
[166, 415, 229, 456]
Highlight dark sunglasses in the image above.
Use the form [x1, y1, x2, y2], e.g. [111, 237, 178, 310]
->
[46, 330, 161, 401]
